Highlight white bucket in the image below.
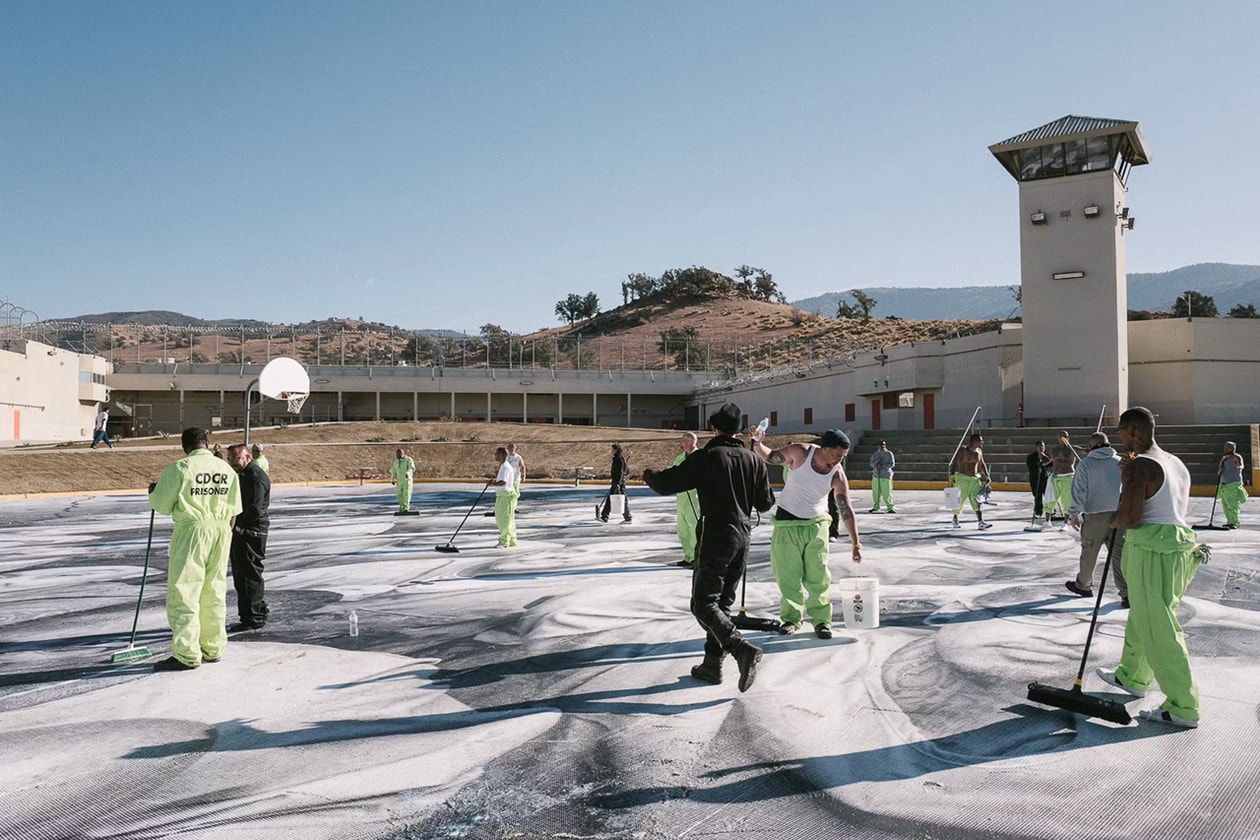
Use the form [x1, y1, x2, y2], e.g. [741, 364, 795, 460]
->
[608, 494, 626, 516]
[944, 486, 961, 510]
[837, 577, 880, 629]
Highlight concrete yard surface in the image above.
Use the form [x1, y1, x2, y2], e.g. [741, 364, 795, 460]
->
[1, 484, 1257, 839]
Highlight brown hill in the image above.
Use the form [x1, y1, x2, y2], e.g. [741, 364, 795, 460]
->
[37, 292, 1000, 370]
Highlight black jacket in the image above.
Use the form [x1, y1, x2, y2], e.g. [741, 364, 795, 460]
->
[610, 454, 628, 490]
[643, 435, 775, 524]
[236, 460, 271, 534]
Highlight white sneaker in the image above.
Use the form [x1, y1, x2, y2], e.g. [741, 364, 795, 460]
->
[1138, 708, 1198, 729]
[952, 518, 961, 529]
[1096, 667, 1146, 698]
[978, 521, 993, 530]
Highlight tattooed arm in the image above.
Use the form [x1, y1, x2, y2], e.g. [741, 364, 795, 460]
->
[832, 470, 861, 563]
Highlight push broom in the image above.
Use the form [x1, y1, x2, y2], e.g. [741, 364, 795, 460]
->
[1193, 471, 1228, 531]
[1027, 530, 1131, 724]
[110, 509, 157, 664]
[435, 483, 491, 553]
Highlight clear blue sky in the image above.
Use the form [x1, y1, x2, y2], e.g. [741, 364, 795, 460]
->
[3, 1, 1257, 333]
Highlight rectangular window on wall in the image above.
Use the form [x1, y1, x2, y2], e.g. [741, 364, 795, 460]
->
[769, 411, 778, 427]
[882, 393, 897, 410]
[845, 403, 855, 422]
[803, 408, 813, 425]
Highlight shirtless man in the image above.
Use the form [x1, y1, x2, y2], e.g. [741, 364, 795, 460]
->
[1048, 431, 1082, 523]
[950, 433, 992, 530]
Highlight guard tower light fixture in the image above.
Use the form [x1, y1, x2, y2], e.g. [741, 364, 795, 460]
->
[1083, 204, 1100, 218]
[1052, 271, 1086, 280]
[1030, 211, 1047, 225]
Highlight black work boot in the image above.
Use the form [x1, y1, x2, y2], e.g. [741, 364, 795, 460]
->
[731, 639, 763, 693]
[690, 658, 723, 685]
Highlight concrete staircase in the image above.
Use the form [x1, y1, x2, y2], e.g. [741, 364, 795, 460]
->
[847, 424, 1256, 488]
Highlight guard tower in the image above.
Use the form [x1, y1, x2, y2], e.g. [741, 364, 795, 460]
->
[989, 115, 1150, 425]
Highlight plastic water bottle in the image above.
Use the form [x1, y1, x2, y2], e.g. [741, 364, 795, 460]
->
[349, 610, 359, 637]
[752, 417, 770, 442]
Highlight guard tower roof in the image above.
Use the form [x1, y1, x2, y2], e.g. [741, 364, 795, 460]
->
[989, 115, 1150, 183]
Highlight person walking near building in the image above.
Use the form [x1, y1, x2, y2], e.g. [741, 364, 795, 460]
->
[226, 443, 271, 631]
[1065, 433, 1129, 606]
[670, 432, 700, 568]
[1026, 441, 1052, 529]
[251, 443, 270, 474]
[1048, 431, 1079, 523]
[489, 447, 519, 547]
[148, 427, 241, 671]
[389, 448, 416, 514]
[91, 406, 113, 449]
[642, 403, 775, 692]
[752, 429, 862, 638]
[1218, 441, 1247, 529]
[869, 440, 896, 513]
[950, 434, 993, 530]
[598, 443, 632, 523]
[1097, 406, 1206, 729]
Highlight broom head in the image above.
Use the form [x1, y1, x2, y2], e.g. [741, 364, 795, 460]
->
[733, 612, 782, 632]
[1027, 681, 1132, 724]
[434, 543, 461, 554]
[110, 646, 153, 664]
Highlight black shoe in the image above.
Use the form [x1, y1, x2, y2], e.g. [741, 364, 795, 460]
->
[868, 508, 879, 514]
[732, 641, 763, 693]
[1119, 597, 1131, 609]
[1064, 580, 1093, 598]
[229, 621, 263, 633]
[153, 656, 198, 671]
[599, 517, 609, 523]
[814, 622, 833, 639]
[778, 623, 800, 636]
[672, 560, 694, 568]
[690, 662, 723, 685]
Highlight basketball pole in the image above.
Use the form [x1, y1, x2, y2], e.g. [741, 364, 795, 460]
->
[243, 378, 260, 446]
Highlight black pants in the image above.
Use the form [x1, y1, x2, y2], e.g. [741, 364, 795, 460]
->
[1030, 474, 1047, 516]
[599, 486, 631, 521]
[690, 519, 749, 661]
[230, 531, 269, 626]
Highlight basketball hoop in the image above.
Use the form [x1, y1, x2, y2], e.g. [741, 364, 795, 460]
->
[280, 391, 308, 415]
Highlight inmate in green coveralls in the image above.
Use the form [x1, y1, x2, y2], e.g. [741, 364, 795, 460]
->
[672, 450, 699, 565]
[150, 447, 242, 667]
[1115, 449, 1204, 722]
[390, 455, 416, 512]
[1218, 450, 1247, 528]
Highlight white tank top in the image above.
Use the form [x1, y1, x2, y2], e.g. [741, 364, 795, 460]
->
[1135, 449, 1190, 528]
[776, 444, 838, 518]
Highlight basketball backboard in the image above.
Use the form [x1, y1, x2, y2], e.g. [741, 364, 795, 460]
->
[257, 357, 309, 400]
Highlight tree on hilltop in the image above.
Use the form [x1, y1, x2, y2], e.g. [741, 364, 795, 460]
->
[1228, 302, 1258, 318]
[555, 292, 600, 325]
[1172, 291, 1218, 318]
[851, 289, 877, 320]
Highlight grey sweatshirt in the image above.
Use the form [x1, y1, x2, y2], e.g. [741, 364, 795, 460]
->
[1068, 446, 1123, 518]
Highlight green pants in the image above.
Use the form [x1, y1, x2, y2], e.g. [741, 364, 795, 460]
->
[167, 520, 232, 666]
[1050, 475, 1073, 517]
[1117, 524, 1203, 721]
[395, 478, 413, 512]
[770, 515, 832, 626]
[676, 490, 699, 563]
[495, 488, 519, 546]
[1218, 481, 1246, 526]
[952, 474, 981, 514]
[871, 477, 894, 511]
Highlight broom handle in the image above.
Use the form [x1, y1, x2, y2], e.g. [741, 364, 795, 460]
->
[127, 508, 156, 647]
[450, 483, 491, 541]
[945, 406, 982, 482]
[1074, 528, 1118, 686]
